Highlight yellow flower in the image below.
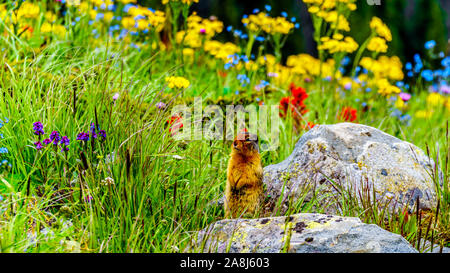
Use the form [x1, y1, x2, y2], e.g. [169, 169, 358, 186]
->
[242, 12, 294, 35]
[415, 110, 433, 119]
[121, 17, 136, 29]
[426, 93, 445, 106]
[45, 11, 57, 23]
[370, 17, 392, 42]
[52, 24, 67, 38]
[367, 37, 388, 53]
[318, 36, 358, 54]
[165, 76, 190, 89]
[395, 97, 406, 110]
[182, 48, 194, 57]
[360, 56, 404, 81]
[204, 40, 240, 62]
[376, 78, 401, 96]
[119, 0, 137, 3]
[104, 12, 114, 23]
[162, 0, 199, 5]
[40, 22, 52, 33]
[17, 2, 40, 19]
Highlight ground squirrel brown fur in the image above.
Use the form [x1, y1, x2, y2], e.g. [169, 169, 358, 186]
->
[224, 131, 264, 218]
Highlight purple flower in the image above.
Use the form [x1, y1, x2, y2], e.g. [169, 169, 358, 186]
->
[33, 122, 44, 136]
[112, 93, 119, 101]
[50, 131, 61, 145]
[199, 28, 206, 34]
[34, 141, 43, 150]
[156, 102, 166, 109]
[61, 136, 70, 146]
[99, 130, 106, 141]
[43, 138, 52, 145]
[90, 123, 97, 139]
[440, 84, 450, 94]
[76, 132, 90, 142]
[399, 92, 411, 102]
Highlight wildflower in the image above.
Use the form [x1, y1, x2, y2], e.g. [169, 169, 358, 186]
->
[76, 132, 90, 142]
[99, 130, 107, 141]
[370, 17, 392, 41]
[167, 115, 183, 136]
[17, 2, 40, 19]
[399, 92, 411, 102]
[156, 102, 167, 109]
[340, 107, 358, 122]
[101, 177, 115, 186]
[415, 110, 433, 119]
[165, 76, 190, 89]
[33, 122, 44, 136]
[442, 57, 450, 67]
[43, 138, 52, 145]
[318, 36, 358, 54]
[34, 141, 44, 150]
[440, 84, 450, 94]
[427, 93, 444, 106]
[425, 40, 436, 50]
[367, 37, 388, 53]
[50, 131, 61, 145]
[237, 74, 250, 86]
[61, 136, 70, 146]
[112, 93, 120, 101]
[290, 83, 308, 102]
[421, 70, 434, 82]
[302, 121, 317, 130]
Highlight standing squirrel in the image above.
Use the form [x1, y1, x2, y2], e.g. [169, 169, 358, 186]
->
[224, 131, 264, 218]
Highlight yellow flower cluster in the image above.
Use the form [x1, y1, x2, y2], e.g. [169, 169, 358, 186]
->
[203, 40, 240, 62]
[122, 6, 165, 32]
[359, 56, 404, 96]
[310, 9, 351, 31]
[45, 11, 57, 23]
[370, 17, 392, 42]
[305, 0, 356, 32]
[165, 76, 190, 89]
[117, 0, 137, 4]
[415, 110, 433, 119]
[375, 78, 401, 96]
[427, 93, 445, 106]
[367, 17, 392, 53]
[40, 22, 67, 38]
[176, 13, 223, 48]
[360, 56, 404, 81]
[242, 12, 294, 35]
[287, 54, 338, 78]
[17, 2, 40, 20]
[162, 0, 199, 5]
[304, 0, 357, 11]
[318, 34, 358, 54]
[367, 37, 388, 53]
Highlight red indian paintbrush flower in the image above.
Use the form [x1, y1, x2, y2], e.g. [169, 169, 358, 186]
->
[340, 107, 358, 122]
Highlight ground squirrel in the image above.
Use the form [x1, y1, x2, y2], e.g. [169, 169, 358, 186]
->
[224, 131, 264, 218]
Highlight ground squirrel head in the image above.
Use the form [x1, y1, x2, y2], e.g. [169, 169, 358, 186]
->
[232, 131, 259, 155]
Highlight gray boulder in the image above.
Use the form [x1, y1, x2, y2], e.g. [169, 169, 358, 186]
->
[263, 123, 439, 215]
[196, 213, 418, 253]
